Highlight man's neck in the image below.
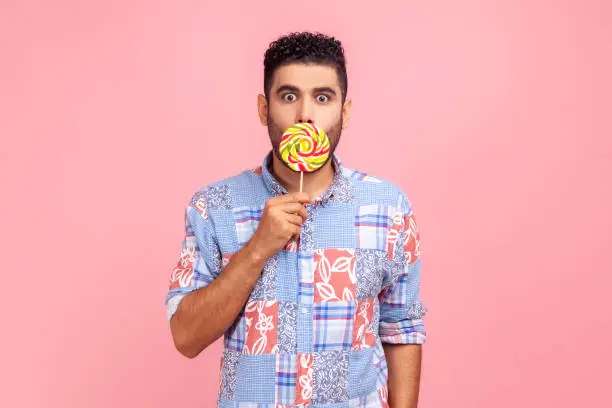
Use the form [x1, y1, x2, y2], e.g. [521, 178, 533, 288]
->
[269, 153, 336, 198]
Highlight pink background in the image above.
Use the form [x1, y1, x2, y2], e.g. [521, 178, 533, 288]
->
[2, 1, 611, 407]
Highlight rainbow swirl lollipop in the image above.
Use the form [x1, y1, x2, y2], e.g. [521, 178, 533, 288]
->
[279, 123, 330, 173]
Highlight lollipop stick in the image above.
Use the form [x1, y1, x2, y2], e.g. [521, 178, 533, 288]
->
[299, 171, 304, 192]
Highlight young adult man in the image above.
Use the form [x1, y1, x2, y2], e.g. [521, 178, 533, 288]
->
[166, 31, 428, 408]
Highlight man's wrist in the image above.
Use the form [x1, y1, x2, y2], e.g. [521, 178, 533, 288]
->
[243, 238, 268, 268]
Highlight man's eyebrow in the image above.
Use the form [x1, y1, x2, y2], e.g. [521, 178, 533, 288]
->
[275, 85, 338, 96]
[313, 87, 337, 96]
[275, 85, 300, 94]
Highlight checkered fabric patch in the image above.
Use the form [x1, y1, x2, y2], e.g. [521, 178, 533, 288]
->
[343, 168, 381, 183]
[355, 205, 392, 250]
[298, 252, 315, 305]
[224, 313, 246, 352]
[233, 206, 263, 245]
[275, 353, 297, 405]
[313, 302, 356, 351]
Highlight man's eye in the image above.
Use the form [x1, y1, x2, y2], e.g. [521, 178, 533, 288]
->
[316, 94, 329, 103]
[283, 93, 297, 102]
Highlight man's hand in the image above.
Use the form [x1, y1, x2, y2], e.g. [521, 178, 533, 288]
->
[246, 192, 312, 260]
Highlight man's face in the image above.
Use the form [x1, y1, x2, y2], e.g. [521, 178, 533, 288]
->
[258, 63, 351, 172]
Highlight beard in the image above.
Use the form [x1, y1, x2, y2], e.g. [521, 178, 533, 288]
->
[267, 113, 343, 174]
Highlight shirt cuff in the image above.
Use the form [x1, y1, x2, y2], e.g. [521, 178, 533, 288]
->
[379, 318, 427, 344]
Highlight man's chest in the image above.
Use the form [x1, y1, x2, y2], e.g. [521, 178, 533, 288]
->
[214, 201, 406, 355]
[216, 201, 405, 299]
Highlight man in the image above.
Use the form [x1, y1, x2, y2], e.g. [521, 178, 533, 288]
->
[166, 31, 428, 408]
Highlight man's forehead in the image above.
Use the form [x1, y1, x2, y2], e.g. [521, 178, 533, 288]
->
[271, 63, 340, 91]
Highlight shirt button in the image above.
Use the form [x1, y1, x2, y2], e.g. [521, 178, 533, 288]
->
[301, 307, 309, 314]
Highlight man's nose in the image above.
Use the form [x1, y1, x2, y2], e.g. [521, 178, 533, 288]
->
[296, 101, 314, 124]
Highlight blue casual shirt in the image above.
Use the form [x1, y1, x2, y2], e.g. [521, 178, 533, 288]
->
[166, 151, 428, 407]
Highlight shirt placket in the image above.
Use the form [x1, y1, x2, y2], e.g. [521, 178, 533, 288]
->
[295, 199, 319, 354]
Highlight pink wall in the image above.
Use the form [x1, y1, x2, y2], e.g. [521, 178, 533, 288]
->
[2, 1, 611, 407]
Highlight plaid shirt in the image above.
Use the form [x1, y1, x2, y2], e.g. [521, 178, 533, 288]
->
[166, 151, 428, 408]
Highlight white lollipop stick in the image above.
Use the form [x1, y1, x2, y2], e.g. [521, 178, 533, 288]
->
[299, 171, 304, 193]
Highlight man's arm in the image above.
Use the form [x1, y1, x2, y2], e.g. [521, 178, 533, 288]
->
[167, 191, 311, 358]
[378, 192, 428, 407]
[170, 241, 267, 358]
[383, 343, 422, 408]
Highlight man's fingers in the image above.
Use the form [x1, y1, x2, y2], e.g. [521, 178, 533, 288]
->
[289, 223, 302, 238]
[272, 192, 312, 204]
[286, 214, 304, 227]
[279, 203, 309, 220]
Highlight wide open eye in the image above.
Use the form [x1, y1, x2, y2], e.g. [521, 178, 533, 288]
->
[283, 93, 297, 102]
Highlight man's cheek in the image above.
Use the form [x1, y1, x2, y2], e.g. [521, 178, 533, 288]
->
[270, 106, 295, 126]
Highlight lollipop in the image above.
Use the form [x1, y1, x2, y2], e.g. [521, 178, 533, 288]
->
[279, 123, 330, 192]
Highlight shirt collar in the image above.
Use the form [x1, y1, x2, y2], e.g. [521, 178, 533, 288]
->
[261, 150, 346, 205]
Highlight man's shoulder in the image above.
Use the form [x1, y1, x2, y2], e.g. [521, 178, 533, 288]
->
[187, 165, 265, 208]
[341, 164, 413, 210]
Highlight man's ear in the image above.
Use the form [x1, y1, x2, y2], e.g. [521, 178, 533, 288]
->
[257, 94, 268, 126]
[342, 98, 352, 129]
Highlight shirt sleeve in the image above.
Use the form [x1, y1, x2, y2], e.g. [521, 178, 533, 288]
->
[378, 193, 428, 344]
[165, 189, 222, 322]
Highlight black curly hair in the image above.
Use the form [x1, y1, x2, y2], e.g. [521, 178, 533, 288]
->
[263, 31, 347, 102]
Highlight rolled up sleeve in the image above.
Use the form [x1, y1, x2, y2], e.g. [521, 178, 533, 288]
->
[378, 193, 428, 344]
[165, 189, 222, 322]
